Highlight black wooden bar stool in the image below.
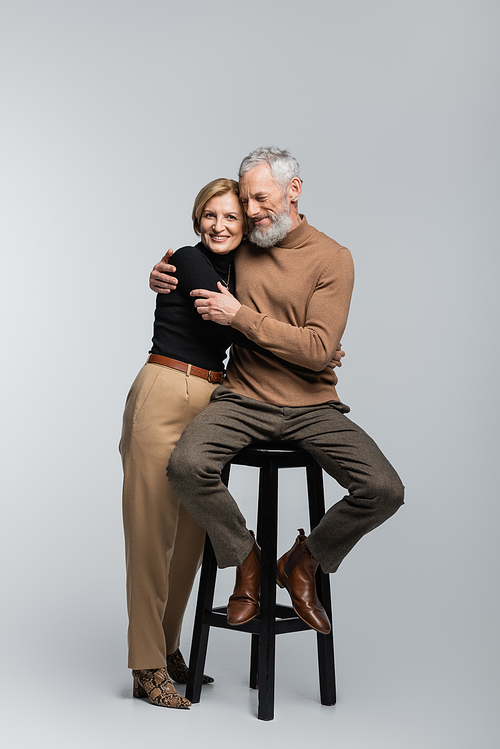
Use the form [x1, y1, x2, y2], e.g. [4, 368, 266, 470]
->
[186, 443, 336, 721]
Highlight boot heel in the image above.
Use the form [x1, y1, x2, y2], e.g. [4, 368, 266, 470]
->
[133, 675, 147, 698]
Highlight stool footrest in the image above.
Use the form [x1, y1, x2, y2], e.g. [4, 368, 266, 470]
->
[211, 603, 296, 619]
[204, 606, 316, 635]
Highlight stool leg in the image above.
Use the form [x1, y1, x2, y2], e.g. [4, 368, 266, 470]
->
[249, 463, 268, 691]
[315, 578, 336, 705]
[186, 464, 231, 703]
[249, 634, 259, 690]
[249, 464, 269, 692]
[306, 461, 337, 706]
[255, 457, 279, 721]
[186, 536, 217, 703]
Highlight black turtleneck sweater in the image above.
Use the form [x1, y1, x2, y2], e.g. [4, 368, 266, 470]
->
[150, 242, 242, 371]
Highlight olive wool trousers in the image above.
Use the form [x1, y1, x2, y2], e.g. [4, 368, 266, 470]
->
[168, 386, 404, 573]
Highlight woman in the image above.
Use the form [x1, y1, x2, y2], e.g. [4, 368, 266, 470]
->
[119, 178, 246, 709]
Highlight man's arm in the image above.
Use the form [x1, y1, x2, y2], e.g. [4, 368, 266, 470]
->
[150, 249, 178, 293]
[192, 247, 354, 372]
[192, 280, 346, 367]
[151, 254, 347, 372]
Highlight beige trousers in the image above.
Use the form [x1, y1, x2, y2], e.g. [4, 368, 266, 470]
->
[119, 362, 216, 669]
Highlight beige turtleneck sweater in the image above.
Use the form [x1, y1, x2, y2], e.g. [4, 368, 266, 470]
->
[226, 216, 354, 407]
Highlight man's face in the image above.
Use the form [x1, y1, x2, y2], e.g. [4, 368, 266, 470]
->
[239, 164, 288, 228]
[238, 164, 293, 248]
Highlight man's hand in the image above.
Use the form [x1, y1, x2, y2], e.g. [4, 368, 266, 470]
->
[191, 282, 241, 325]
[149, 249, 178, 293]
[328, 344, 345, 369]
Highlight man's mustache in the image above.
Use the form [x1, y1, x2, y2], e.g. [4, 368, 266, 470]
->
[249, 212, 273, 226]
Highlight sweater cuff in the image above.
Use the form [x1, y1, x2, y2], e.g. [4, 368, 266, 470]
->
[231, 305, 261, 335]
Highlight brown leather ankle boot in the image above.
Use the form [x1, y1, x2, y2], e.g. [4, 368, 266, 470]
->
[276, 529, 331, 634]
[227, 535, 261, 626]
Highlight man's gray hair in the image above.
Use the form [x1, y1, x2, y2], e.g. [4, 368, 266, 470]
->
[238, 147, 301, 190]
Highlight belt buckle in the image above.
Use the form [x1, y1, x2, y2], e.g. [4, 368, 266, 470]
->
[208, 370, 219, 384]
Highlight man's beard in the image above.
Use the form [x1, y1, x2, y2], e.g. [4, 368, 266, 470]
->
[247, 208, 293, 248]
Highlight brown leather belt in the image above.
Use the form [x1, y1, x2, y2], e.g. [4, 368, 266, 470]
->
[147, 354, 224, 384]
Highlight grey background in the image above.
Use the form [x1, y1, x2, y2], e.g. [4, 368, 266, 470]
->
[1, 0, 498, 746]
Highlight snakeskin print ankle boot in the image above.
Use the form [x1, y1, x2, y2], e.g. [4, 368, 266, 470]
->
[166, 649, 214, 685]
[132, 667, 191, 709]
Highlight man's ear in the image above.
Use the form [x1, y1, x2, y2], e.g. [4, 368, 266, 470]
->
[288, 176, 302, 203]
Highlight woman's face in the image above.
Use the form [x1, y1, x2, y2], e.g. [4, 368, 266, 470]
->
[200, 192, 244, 254]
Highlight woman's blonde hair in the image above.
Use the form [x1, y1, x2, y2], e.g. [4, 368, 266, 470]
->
[192, 178, 241, 235]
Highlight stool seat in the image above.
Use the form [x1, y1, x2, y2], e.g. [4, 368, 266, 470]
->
[186, 443, 336, 721]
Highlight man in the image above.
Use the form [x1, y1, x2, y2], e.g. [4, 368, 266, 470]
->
[151, 147, 404, 634]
